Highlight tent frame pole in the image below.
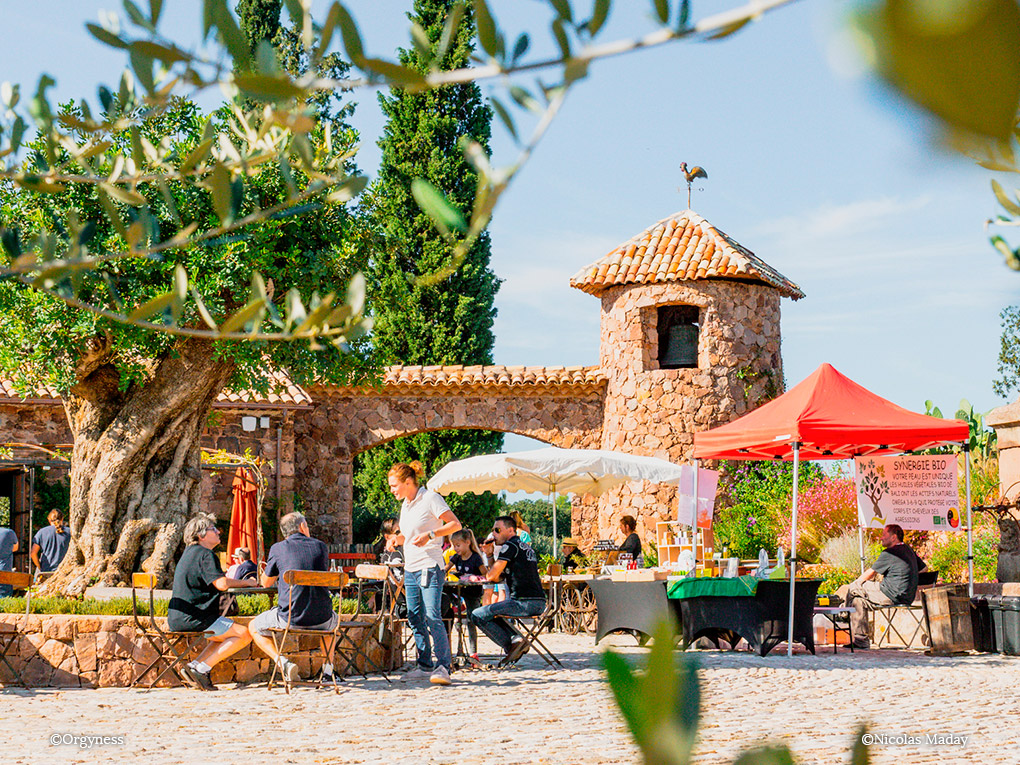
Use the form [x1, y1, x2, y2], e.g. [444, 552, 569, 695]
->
[787, 442, 800, 658]
[857, 525, 866, 575]
[964, 445, 973, 598]
[693, 460, 700, 566]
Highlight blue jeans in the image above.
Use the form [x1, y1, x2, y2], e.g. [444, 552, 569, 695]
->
[471, 597, 546, 652]
[404, 566, 451, 671]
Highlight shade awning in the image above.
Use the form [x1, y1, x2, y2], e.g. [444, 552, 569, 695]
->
[693, 363, 969, 460]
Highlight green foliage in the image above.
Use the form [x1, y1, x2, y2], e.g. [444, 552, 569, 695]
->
[778, 474, 859, 564]
[713, 461, 823, 558]
[354, 0, 502, 537]
[800, 564, 857, 595]
[33, 472, 70, 531]
[0, 496, 9, 528]
[995, 306, 1020, 397]
[927, 528, 998, 583]
[0, 593, 359, 615]
[924, 398, 998, 458]
[506, 495, 571, 558]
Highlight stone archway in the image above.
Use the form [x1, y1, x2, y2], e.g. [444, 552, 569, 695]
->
[292, 366, 606, 542]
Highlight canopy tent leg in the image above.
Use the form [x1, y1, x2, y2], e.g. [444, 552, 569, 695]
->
[965, 446, 973, 598]
[693, 460, 700, 566]
[858, 526, 866, 575]
[787, 443, 800, 658]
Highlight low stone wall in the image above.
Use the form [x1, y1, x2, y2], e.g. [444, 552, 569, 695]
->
[0, 614, 401, 688]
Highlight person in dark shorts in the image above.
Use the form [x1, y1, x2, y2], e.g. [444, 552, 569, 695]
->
[445, 529, 488, 658]
[247, 512, 338, 683]
[168, 513, 257, 690]
[31, 510, 70, 573]
[471, 515, 546, 664]
[837, 524, 927, 649]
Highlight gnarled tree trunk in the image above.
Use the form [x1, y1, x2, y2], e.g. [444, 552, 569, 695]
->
[43, 339, 233, 596]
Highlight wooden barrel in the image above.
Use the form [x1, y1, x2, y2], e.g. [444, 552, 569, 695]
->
[922, 584, 974, 654]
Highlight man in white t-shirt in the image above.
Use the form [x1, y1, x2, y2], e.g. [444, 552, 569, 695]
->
[388, 462, 462, 686]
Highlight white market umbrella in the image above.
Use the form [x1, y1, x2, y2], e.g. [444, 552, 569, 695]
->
[427, 447, 687, 553]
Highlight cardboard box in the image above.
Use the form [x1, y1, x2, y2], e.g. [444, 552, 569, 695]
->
[625, 568, 668, 582]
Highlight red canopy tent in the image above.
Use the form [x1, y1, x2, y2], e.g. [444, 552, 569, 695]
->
[693, 363, 971, 655]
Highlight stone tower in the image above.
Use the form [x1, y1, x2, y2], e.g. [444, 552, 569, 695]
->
[569, 210, 804, 545]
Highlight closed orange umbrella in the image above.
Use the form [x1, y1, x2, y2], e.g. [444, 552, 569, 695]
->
[227, 468, 261, 567]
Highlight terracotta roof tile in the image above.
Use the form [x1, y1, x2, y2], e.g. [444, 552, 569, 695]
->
[570, 209, 804, 299]
[0, 371, 312, 409]
[316, 365, 607, 397]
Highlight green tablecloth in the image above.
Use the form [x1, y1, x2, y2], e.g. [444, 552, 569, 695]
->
[667, 575, 759, 600]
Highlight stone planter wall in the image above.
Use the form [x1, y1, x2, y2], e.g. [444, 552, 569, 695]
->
[0, 614, 401, 688]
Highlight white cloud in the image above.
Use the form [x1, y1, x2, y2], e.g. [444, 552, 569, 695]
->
[754, 195, 935, 243]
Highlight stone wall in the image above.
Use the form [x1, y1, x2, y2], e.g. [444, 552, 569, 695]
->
[294, 390, 604, 543]
[587, 279, 783, 546]
[0, 613, 400, 688]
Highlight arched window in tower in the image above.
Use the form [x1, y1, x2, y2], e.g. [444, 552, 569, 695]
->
[657, 305, 699, 369]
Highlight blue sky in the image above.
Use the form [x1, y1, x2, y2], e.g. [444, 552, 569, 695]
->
[2, 0, 1017, 448]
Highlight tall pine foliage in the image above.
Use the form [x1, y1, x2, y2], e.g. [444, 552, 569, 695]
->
[354, 0, 502, 539]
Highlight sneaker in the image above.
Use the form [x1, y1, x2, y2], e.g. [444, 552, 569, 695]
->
[429, 666, 452, 686]
[400, 666, 432, 682]
[505, 638, 530, 665]
[183, 664, 217, 692]
[283, 660, 301, 683]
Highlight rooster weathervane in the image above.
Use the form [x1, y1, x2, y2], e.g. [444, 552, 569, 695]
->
[679, 161, 708, 207]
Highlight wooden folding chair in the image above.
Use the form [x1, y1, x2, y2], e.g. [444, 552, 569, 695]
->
[0, 571, 31, 687]
[498, 600, 564, 670]
[330, 564, 400, 682]
[266, 570, 350, 694]
[130, 572, 210, 689]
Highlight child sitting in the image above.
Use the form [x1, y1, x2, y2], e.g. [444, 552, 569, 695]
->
[445, 529, 488, 658]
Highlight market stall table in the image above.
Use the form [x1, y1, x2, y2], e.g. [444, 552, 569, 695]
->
[587, 578, 676, 644]
[668, 577, 822, 656]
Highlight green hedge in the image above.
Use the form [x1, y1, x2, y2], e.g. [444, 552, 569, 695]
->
[0, 595, 362, 616]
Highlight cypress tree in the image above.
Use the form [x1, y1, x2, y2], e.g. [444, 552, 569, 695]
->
[354, 0, 503, 538]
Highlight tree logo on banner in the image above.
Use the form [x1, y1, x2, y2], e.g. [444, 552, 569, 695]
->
[858, 459, 890, 526]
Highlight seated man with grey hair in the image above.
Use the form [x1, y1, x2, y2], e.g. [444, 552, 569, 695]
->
[247, 512, 338, 682]
[168, 512, 258, 691]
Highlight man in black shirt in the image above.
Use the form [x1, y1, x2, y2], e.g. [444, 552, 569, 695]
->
[470, 515, 546, 663]
[248, 512, 338, 682]
[168, 513, 258, 691]
[837, 524, 927, 649]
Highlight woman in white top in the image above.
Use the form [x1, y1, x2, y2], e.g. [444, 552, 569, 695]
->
[388, 461, 462, 686]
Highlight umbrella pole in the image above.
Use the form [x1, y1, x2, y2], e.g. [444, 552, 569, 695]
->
[693, 460, 700, 566]
[965, 445, 974, 598]
[787, 442, 800, 658]
[551, 481, 558, 560]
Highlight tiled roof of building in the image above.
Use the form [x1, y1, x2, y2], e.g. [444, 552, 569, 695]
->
[0, 371, 312, 409]
[318, 365, 607, 396]
[569, 209, 804, 299]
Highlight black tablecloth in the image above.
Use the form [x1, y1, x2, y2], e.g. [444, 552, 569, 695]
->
[675, 579, 822, 656]
[587, 579, 676, 644]
[588, 578, 822, 656]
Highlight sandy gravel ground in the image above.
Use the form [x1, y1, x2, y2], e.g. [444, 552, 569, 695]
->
[3, 633, 1020, 764]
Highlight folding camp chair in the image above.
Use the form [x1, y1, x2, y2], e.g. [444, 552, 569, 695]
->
[266, 570, 348, 694]
[0, 571, 31, 687]
[330, 564, 402, 682]
[873, 570, 938, 649]
[498, 600, 563, 670]
[130, 572, 210, 689]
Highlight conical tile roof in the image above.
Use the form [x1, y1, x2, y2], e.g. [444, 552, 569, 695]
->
[569, 210, 804, 299]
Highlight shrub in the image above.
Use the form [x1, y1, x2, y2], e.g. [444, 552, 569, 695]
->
[820, 532, 881, 572]
[713, 460, 824, 558]
[927, 529, 998, 583]
[0, 594, 361, 616]
[778, 477, 859, 563]
[799, 564, 857, 594]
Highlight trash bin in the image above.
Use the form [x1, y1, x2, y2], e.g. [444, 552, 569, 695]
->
[970, 596, 996, 653]
[1002, 597, 1020, 656]
[989, 596, 1005, 653]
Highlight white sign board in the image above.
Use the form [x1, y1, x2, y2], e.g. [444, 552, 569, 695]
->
[677, 465, 720, 529]
[854, 455, 961, 531]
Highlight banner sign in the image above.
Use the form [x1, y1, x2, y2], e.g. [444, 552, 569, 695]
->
[854, 456, 960, 531]
[677, 465, 720, 529]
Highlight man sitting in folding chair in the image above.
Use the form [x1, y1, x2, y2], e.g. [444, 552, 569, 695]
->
[169, 513, 259, 691]
[836, 524, 927, 650]
[471, 515, 555, 667]
[248, 512, 339, 687]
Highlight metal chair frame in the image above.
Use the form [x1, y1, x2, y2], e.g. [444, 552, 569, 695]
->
[130, 572, 210, 689]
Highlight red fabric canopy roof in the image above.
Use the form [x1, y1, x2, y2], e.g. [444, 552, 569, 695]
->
[694, 363, 969, 460]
